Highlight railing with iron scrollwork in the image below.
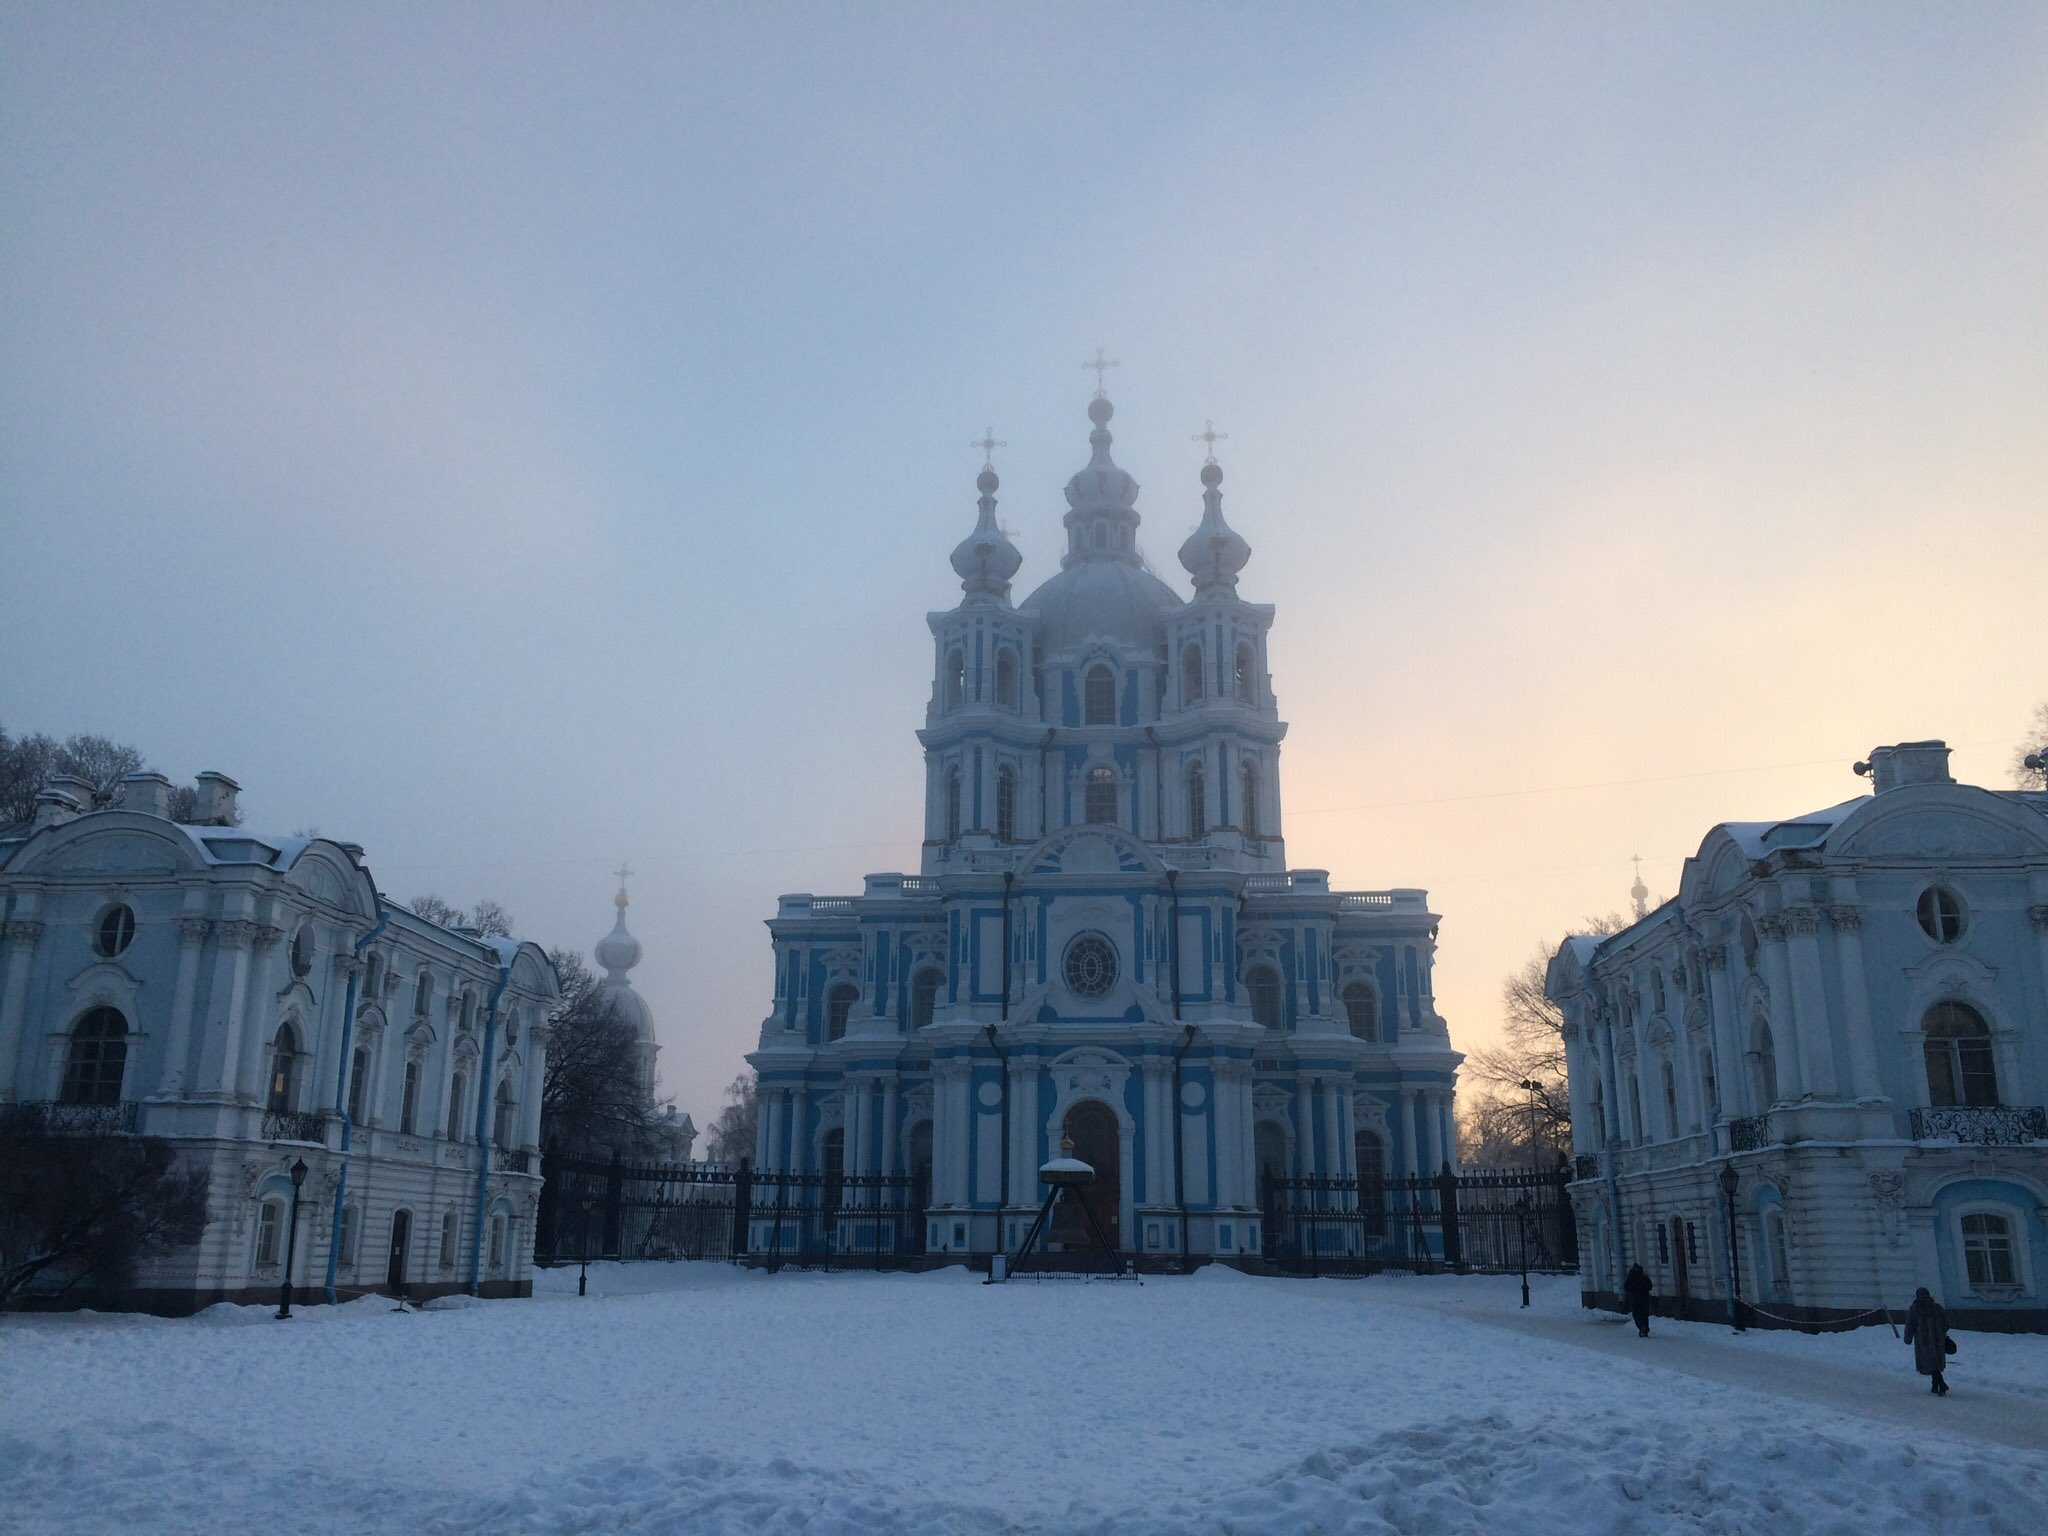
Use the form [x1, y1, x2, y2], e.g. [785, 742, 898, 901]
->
[1728, 1113, 1773, 1152]
[260, 1109, 329, 1144]
[1573, 1153, 1599, 1181]
[1, 1100, 141, 1136]
[1910, 1105, 2048, 1145]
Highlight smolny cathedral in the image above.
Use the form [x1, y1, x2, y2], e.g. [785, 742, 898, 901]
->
[748, 387, 1462, 1263]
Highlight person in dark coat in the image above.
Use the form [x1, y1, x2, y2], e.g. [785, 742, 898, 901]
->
[1904, 1286, 1951, 1395]
[1623, 1262, 1653, 1337]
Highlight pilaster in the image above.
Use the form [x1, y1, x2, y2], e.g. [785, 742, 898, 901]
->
[0, 916, 45, 1100]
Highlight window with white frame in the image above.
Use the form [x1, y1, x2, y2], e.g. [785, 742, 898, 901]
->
[1916, 885, 1965, 944]
[995, 765, 1017, 842]
[339, 1202, 360, 1268]
[1186, 762, 1206, 839]
[1342, 980, 1377, 1041]
[400, 1058, 421, 1135]
[447, 1069, 468, 1140]
[267, 1023, 298, 1112]
[1923, 1001, 1999, 1107]
[909, 969, 943, 1031]
[945, 649, 965, 710]
[1181, 644, 1203, 704]
[1958, 1210, 2023, 1291]
[1084, 765, 1117, 825]
[1240, 760, 1260, 839]
[994, 647, 1019, 709]
[1083, 665, 1116, 725]
[488, 1213, 506, 1273]
[825, 983, 858, 1042]
[346, 1046, 370, 1124]
[95, 904, 135, 958]
[494, 1079, 516, 1152]
[1245, 965, 1282, 1031]
[945, 767, 962, 842]
[1661, 1057, 1679, 1137]
[60, 1008, 129, 1106]
[440, 1209, 459, 1269]
[255, 1198, 283, 1267]
[414, 971, 432, 1018]
[1234, 642, 1254, 702]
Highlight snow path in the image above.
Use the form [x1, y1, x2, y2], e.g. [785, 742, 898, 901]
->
[1397, 1286, 2048, 1455]
[3, 1265, 2044, 1534]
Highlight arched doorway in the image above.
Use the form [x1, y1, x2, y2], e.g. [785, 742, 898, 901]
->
[1053, 1101, 1120, 1252]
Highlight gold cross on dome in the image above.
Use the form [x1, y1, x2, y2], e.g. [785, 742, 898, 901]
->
[1192, 419, 1229, 463]
[971, 428, 1007, 468]
[1082, 345, 1119, 395]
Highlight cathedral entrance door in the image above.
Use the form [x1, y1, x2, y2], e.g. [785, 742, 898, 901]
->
[1053, 1101, 1121, 1253]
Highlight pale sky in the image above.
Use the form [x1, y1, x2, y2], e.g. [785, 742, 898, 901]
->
[4, 4, 2044, 1129]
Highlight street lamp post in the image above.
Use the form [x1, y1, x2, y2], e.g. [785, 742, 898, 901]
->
[275, 1156, 309, 1320]
[578, 1192, 596, 1298]
[1719, 1161, 1744, 1333]
[1518, 1077, 1542, 1308]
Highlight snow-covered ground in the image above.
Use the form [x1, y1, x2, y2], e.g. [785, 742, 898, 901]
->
[4, 1265, 2045, 1534]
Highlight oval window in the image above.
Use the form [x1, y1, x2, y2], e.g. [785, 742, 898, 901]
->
[95, 904, 135, 958]
[1915, 886, 1964, 944]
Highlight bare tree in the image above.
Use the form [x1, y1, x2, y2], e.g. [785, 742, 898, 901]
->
[407, 894, 517, 938]
[0, 1116, 211, 1308]
[540, 949, 663, 1155]
[2014, 701, 2048, 790]
[703, 1073, 759, 1165]
[1461, 912, 1629, 1165]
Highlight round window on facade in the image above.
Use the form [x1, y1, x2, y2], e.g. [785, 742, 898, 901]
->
[1063, 934, 1119, 999]
[95, 904, 135, 958]
[291, 924, 316, 977]
[1916, 886, 1965, 944]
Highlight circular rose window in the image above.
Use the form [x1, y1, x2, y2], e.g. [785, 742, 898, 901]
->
[1063, 934, 1118, 998]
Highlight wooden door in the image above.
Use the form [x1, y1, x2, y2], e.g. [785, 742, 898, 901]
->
[1059, 1101, 1121, 1252]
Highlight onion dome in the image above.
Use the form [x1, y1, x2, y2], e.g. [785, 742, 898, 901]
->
[595, 882, 643, 981]
[950, 446, 1022, 600]
[1177, 456, 1251, 594]
[1059, 395, 1142, 563]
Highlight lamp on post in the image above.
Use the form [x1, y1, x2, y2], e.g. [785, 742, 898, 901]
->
[1718, 1161, 1744, 1333]
[276, 1156, 309, 1320]
[578, 1191, 596, 1298]
[1518, 1077, 1542, 1308]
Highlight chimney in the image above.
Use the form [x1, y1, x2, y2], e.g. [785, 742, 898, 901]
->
[193, 770, 240, 826]
[31, 779, 90, 830]
[1855, 740, 1954, 795]
[120, 771, 173, 818]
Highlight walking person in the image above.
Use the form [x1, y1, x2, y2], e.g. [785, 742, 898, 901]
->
[1624, 1261, 1653, 1337]
[1904, 1286, 1953, 1396]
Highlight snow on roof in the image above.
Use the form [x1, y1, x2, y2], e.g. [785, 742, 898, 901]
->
[1717, 796, 1866, 860]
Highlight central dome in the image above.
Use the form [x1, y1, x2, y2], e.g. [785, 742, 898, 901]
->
[1020, 559, 1183, 654]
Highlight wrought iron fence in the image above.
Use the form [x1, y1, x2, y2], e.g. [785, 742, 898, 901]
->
[533, 1155, 926, 1271]
[1, 1100, 140, 1137]
[1909, 1105, 2048, 1145]
[1260, 1164, 1577, 1278]
[260, 1109, 328, 1144]
[1574, 1153, 1599, 1181]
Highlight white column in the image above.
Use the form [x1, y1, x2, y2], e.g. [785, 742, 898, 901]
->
[1012, 1058, 1038, 1204]
[235, 925, 285, 1100]
[1701, 949, 1743, 1119]
[1321, 1080, 1342, 1184]
[1336, 1089, 1357, 1181]
[1784, 909, 1837, 1097]
[153, 914, 209, 1096]
[198, 920, 255, 1097]
[1402, 1093, 1422, 1180]
[1756, 917, 1806, 1100]
[0, 915, 45, 1100]
[881, 1077, 900, 1177]
[1295, 1079, 1318, 1178]
[1829, 908, 1883, 1099]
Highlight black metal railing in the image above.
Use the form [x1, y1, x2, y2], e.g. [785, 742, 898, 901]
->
[1573, 1153, 1599, 1181]
[260, 1109, 328, 1144]
[1260, 1164, 1576, 1278]
[1909, 1105, 2048, 1145]
[533, 1154, 926, 1271]
[1, 1100, 141, 1137]
[1728, 1113, 1773, 1152]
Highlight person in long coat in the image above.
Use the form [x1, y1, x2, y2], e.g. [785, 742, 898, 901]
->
[1904, 1286, 1951, 1395]
[1623, 1261, 1653, 1337]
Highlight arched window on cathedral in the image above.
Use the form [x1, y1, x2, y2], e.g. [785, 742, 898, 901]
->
[1923, 1001, 1999, 1107]
[494, 1079, 517, 1152]
[995, 648, 1019, 709]
[995, 766, 1017, 842]
[1085, 765, 1118, 825]
[414, 970, 432, 1020]
[945, 649, 965, 711]
[347, 1045, 371, 1125]
[1660, 1055, 1679, 1138]
[448, 1069, 469, 1141]
[1751, 1017, 1779, 1109]
[1241, 760, 1261, 840]
[1235, 642, 1255, 702]
[400, 1059, 421, 1135]
[1084, 665, 1116, 725]
[1181, 643, 1204, 705]
[1245, 965, 1283, 1031]
[267, 1023, 298, 1112]
[1186, 762, 1206, 839]
[945, 767, 962, 843]
[825, 983, 858, 1042]
[60, 1007, 128, 1106]
[1699, 1046, 1718, 1122]
[1342, 981, 1377, 1041]
[910, 969, 943, 1031]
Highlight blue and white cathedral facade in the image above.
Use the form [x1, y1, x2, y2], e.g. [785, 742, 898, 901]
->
[749, 391, 1462, 1263]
